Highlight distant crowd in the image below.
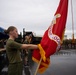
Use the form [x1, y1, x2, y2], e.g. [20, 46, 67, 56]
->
[61, 39, 76, 49]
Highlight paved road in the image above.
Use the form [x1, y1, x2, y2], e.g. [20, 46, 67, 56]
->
[31, 50, 76, 75]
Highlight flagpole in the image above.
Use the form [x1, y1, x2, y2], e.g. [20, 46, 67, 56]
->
[34, 57, 42, 75]
[71, 0, 74, 43]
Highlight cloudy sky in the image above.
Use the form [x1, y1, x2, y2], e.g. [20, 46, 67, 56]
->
[0, 0, 76, 38]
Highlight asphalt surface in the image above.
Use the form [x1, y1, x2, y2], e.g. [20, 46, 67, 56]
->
[31, 50, 76, 75]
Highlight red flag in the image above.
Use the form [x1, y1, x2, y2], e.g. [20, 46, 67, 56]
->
[32, 0, 68, 73]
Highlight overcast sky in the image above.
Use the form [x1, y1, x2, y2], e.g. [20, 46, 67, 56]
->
[0, 0, 76, 38]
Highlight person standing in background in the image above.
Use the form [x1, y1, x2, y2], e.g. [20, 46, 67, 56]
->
[23, 35, 32, 75]
[23, 35, 30, 66]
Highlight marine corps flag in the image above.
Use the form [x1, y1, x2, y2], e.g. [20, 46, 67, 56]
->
[32, 0, 68, 74]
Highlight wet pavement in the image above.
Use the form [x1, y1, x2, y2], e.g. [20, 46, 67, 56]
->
[1, 49, 76, 75]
